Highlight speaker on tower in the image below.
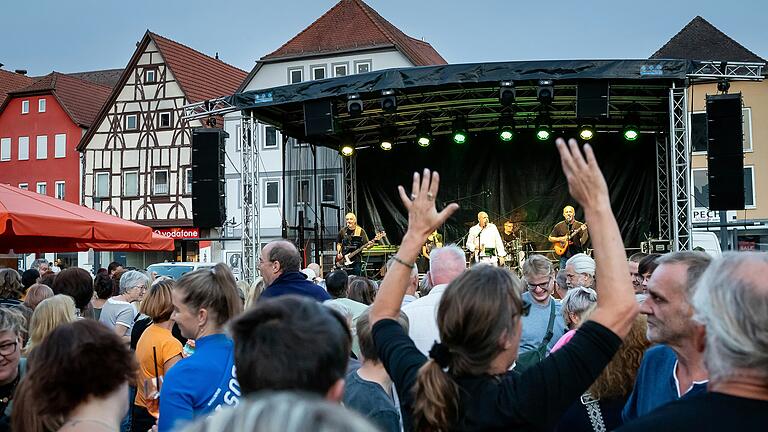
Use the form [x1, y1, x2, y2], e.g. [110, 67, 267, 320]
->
[192, 128, 227, 228]
[706, 93, 744, 210]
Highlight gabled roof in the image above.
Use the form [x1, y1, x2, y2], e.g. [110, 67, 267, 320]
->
[1, 72, 112, 128]
[77, 31, 248, 151]
[651, 16, 765, 63]
[0, 69, 36, 107]
[260, 0, 446, 66]
[67, 68, 124, 88]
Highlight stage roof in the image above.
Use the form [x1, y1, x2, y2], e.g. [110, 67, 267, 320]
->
[228, 59, 691, 148]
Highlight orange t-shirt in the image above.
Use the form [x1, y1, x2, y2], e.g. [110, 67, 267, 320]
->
[134, 324, 183, 417]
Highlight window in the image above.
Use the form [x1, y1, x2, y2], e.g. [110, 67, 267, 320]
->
[332, 63, 348, 77]
[321, 177, 336, 203]
[264, 180, 279, 206]
[21, 100, 29, 114]
[236, 179, 242, 209]
[0, 138, 9, 161]
[235, 124, 242, 152]
[185, 168, 192, 194]
[95, 172, 110, 198]
[691, 108, 753, 153]
[311, 65, 326, 80]
[55, 181, 65, 200]
[36, 182, 47, 195]
[18, 183, 28, 190]
[54, 134, 66, 158]
[38, 98, 46, 113]
[264, 126, 278, 149]
[18, 137, 29, 160]
[145, 69, 157, 83]
[355, 60, 372, 74]
[158, 111, 172, 129]
[125, 114, 138, 130]
[124, 171, 139, 197]
[691, 167, 755, 209]
[153, 170, 169, 195]
[36, 136, 48, 159]
[296, 178, 311, 204]
[288, 67, 303, 84]
[742, 107, 753, 152]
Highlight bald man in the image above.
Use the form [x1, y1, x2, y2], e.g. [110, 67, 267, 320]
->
[466, 211, 506, 265]
[549, 205, 589, 270]
[336, 212, 369, 276]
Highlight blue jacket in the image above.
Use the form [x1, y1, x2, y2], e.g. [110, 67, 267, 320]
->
[259, 271, 331, 302]
[158, 334, 240, 432]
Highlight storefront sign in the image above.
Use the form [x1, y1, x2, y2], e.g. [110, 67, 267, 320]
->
[692, 209, 736, 224]
[154, 227, 200, 239]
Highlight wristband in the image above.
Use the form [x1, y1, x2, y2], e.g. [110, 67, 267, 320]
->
[391, 255, 416, 269]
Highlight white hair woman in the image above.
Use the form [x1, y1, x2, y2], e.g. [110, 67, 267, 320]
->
[550, 286, 598, 353]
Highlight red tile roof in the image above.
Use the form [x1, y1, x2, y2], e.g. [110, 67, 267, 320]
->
[0, 69, 36, 107]
[261, 0, 446, 66]
[652, 16, 765, 63]
[3, 72, 112, 128]
[150, 32, 248, 103]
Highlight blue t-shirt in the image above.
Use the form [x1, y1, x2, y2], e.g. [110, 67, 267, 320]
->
[343, 370, 400, 432]
[622, 344, 708, 423]
[259, 272, 331, 302]
[158, 333, 240, 432]
[518, 293, 567, 354]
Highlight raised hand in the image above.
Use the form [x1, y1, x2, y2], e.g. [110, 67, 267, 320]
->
[397, 168, 459, 240]
[556, 138, 610, 211]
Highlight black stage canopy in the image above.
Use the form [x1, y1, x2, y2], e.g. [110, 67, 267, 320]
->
[230, 59, 690, 253]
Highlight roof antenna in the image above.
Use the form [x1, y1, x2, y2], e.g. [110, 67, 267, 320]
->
[215, 52, 219, 60]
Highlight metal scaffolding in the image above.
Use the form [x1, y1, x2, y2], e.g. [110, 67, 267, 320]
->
[668, 85, 692, 251]
[343, 155, 357, 214]
[656, 134, 671, 242]
[241, 113, 259, 283]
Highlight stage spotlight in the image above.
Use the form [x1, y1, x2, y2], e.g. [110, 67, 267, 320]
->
[340, 145, 355, 157]
[416, 118, 432, 147]
[347, 94, 363, 117]
[536, 127, 551, 141]
[579, 125, 595, 141]
[452, 117, 468, 144]
[380, 139, 393, 151]
[499, 81, 515, 107]
[381, 89, 397, 113]
[623, 126, 639, 141]
[498, 114, 515, 142]
[537, 79, 554, 105]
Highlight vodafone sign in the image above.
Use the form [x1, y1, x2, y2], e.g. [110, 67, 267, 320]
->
[154, 227, 200, 240]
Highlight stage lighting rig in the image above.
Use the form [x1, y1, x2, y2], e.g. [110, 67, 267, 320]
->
[347, 94, 363, 118]
[579, 125, 595, 141]
[381, 89, 397, 113]
[537, 79, 554, 105]
[499, 81, 515, 107]
[623, 112, 640, 141]
[623, 126, 639, 141]
[452, 117, 468, 144]
[340, 145, 355, 157]
[535, 114, 551, 141]
[416, 119, 432, 147]
[498, 114, 515, 142]
[380, 140, 393, 151]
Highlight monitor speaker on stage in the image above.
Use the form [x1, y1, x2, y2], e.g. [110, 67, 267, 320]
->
[706, 93, 744, 211]
[304, 99, 335, 136]
[192, 128, 227, 228]
[577, 82, 609, 118]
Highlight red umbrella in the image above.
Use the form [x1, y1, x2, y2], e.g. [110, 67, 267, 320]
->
[0, 183, 154, 253]
[75, 231, 175, 252]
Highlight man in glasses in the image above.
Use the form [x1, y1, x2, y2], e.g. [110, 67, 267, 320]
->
[518, 254, 567, 356]
[0, 308, 26, 430]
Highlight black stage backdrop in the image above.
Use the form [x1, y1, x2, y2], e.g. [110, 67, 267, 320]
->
[356, 132, 657, 256]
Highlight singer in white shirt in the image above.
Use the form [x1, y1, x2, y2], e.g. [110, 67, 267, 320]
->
[466, 211, 506, 264]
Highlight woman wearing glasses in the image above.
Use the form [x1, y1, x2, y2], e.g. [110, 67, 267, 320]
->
[99, 270, 149, 343]
[370, 138, 639, 431]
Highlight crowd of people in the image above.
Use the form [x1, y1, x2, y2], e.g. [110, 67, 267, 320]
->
[0, 137, 765, 431]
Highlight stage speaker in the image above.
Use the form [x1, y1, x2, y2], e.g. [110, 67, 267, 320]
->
[304, 99, 334, 136]
[706, 93, 744, 210]
[192, 128, 227, 228]
[577, 82, 609, 118]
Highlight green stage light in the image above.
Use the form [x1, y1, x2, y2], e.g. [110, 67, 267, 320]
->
[623, 126, 639, 141]
[452, 131, 467, 144]
[499, 126, 514, 142]
[536, 127, 551, 141]
[340, 145, 355, 157]
[579, 126, 594, 141]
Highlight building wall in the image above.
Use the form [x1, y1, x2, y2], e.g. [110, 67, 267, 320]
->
[0, 94, 82, 204]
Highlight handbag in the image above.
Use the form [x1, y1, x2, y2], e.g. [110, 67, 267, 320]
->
[514, 300, 556, 372]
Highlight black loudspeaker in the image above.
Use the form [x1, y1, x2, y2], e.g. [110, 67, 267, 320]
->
[192, 128, 227, 227]
[304, 99, 334, 136]
[577, 82, 609, 118]
[706, 93, 744, 210]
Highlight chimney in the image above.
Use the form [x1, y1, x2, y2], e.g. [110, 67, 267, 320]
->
[14, 69, 27, 75]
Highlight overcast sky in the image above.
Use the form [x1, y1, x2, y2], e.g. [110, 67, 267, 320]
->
[3, 0, 767, 76]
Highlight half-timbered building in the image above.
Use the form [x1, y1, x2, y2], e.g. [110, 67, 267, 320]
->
[78, 31, 246, 268]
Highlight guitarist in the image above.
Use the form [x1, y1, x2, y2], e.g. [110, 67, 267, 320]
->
[336, 212, 369, 276]
[548, 205, 589, 270]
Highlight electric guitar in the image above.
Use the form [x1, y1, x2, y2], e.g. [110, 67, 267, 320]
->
[336, 231, 386, 268]
[553, 224, 588, 256]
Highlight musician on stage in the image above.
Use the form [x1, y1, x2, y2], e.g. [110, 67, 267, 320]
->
[466, 211, 506, 265]
[418, 230, 444, 272]
[501, 221, 518, 245]
[336, 212, 369, 276]
[548, 205, 589, 269]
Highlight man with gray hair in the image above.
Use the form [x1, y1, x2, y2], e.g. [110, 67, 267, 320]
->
[259, 240, 331, 302]
[402, 245, 466, 355]
[386, 256, 418, 306]
[565, 252, 595, 290]
[622, 251, 711, 423]
[619, 252, 768, 430]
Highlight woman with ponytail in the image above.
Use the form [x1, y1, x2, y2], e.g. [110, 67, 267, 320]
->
[157, 263, 243, 432]
[369, 138, 639, 431]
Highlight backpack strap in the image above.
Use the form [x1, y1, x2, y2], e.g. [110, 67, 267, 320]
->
[541, 299, 557, 346]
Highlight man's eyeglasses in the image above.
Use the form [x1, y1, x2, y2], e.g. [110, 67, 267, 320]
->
[526, 278, 552, 291]
[0, 340, 18, 357]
